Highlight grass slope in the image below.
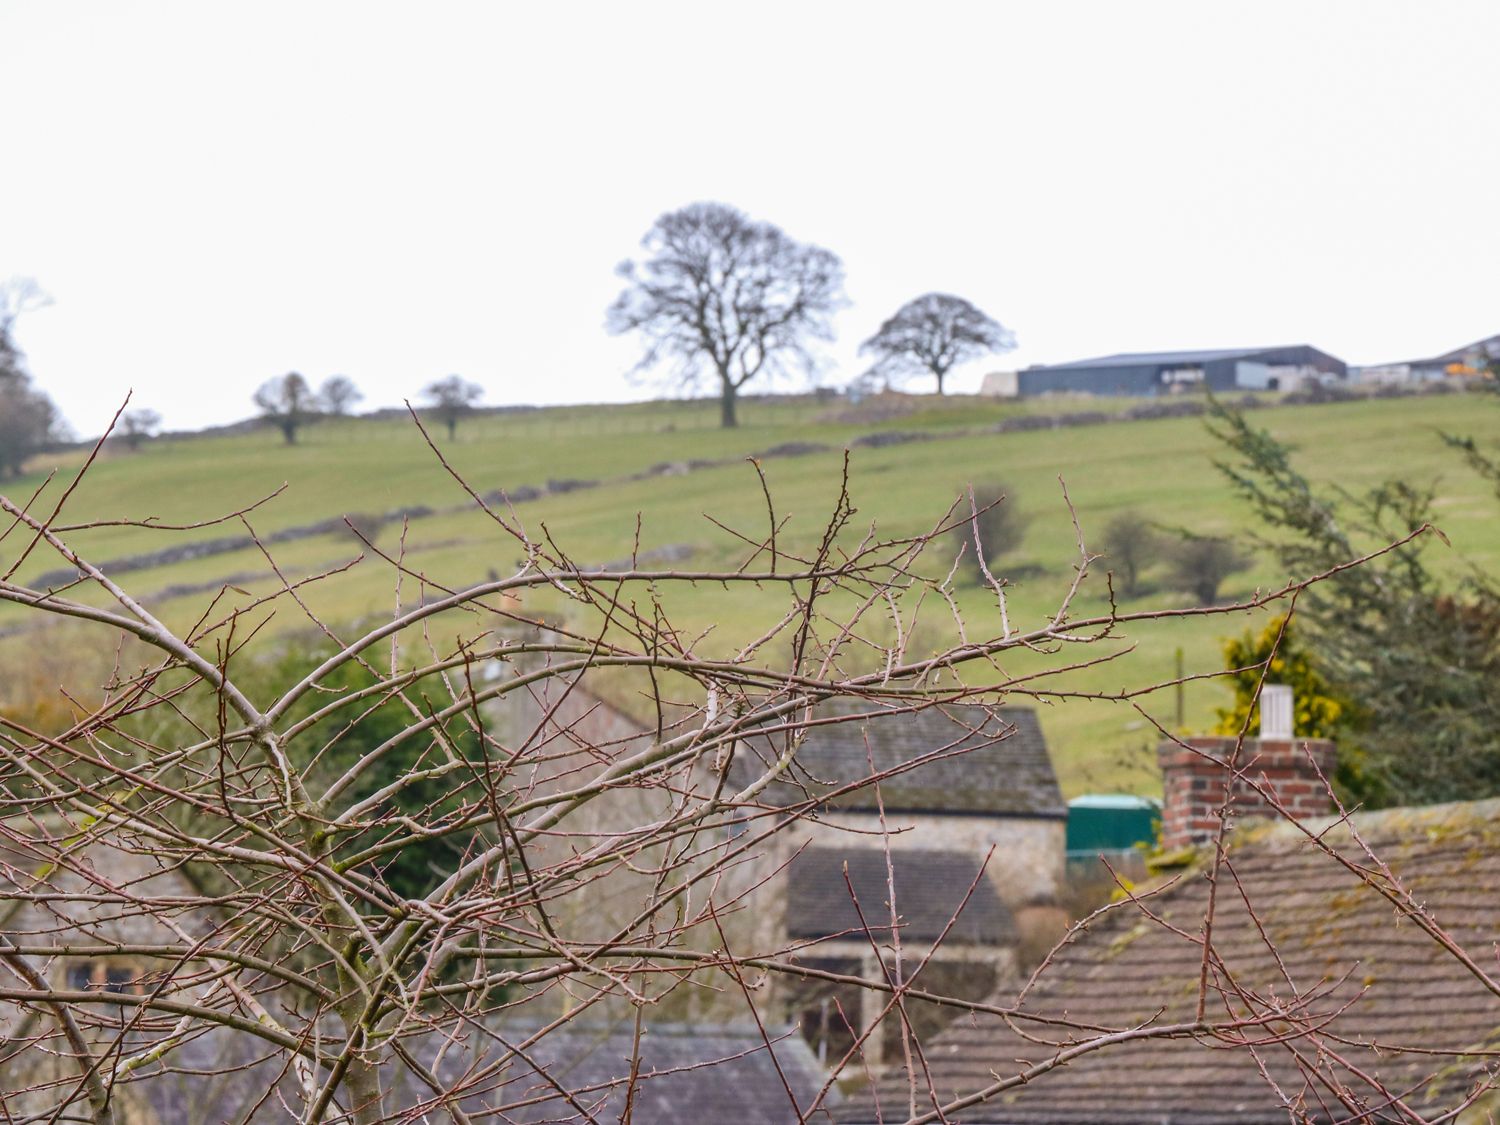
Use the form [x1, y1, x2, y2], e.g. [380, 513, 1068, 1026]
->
[5, 391, 1498, 797]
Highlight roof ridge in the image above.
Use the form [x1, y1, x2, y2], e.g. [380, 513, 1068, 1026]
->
[1249, 794, 1500, 849]
[1030, 346, 1310, 369]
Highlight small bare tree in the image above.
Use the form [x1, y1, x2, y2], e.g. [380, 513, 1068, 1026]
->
[253, 371, 322, 444]
[117, 408, 163, 451]
[321, 374, 364, 416]
[860, 293, 1015, 395]
[608, 202, 845, 428]
[421, 374, 483, 439]
[1168, 532, 1254, 604]
[955, 480, 1031, 581]
[1099, 509, 1162, 597]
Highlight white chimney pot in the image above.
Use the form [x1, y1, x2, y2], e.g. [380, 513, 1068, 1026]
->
[1260, 684, 1294, 740]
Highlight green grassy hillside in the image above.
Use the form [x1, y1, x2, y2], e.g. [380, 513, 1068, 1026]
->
[5, 390, 1498, 797]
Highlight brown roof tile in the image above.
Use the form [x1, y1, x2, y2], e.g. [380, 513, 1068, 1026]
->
[843, 798, 1500, 1123]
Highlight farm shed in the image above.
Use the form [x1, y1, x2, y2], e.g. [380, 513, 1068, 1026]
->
[1356, 331, 1500, 384]
[1018, 345, 1347, 397]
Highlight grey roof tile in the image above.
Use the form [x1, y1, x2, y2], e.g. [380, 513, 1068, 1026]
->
[468, 1022, 835, 1122]
[730, 702, 1064, 819]
[1027, 347, 1300, 370]
[786, 847, 1015, 946]
[118, 1019, 835, 1123]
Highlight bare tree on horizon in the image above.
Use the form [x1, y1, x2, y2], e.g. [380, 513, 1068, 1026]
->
[321, 374, 364, 416]
[253, 371, 321, 444]
[860, 293, 1015, 395]
[420, 374, 483, 439]
[608, 202, 845, 428]
[118, 407, 163, 451]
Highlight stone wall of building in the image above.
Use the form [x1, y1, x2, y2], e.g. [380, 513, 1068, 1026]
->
[787, 811, 1065, 910]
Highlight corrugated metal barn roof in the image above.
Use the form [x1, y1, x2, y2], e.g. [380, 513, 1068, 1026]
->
[1028, 347, 1304, 371]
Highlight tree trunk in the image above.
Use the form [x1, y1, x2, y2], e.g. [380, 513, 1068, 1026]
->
[343, 1049, 387, 1125]
[446, 416, 457, 441]
[720, 383, 738, 429]
[281, 420, 297, 445]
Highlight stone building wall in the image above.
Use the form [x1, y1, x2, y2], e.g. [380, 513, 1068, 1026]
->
[780, 810, 1065, 910]
[0, 824, 215, 1122]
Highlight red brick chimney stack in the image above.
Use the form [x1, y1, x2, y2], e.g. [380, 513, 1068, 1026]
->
[1157, 736, 1337, 852]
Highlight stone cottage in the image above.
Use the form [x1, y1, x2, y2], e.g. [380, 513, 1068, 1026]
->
[484, 677, 1070, 1063]
[728, 700, 1067, 1064]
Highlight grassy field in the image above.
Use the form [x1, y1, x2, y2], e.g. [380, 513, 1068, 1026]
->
[5, 389, 1499, 797]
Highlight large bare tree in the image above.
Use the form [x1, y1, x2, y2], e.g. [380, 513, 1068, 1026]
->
[608, 202, 845, 428]
[860, 293, 1015, 395]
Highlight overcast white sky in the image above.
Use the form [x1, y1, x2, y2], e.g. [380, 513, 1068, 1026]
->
[3, 1, 1498, 436]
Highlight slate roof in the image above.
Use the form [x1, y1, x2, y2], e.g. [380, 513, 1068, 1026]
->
[786, 847, 1016, 946]
[729, 702, 1064, 819]
[842, 798, 1500, 1123]
[112, 1019, 835, 1123]
[450, 1022, 835, 1123]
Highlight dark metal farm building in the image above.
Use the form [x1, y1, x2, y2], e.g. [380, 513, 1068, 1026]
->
[1018, 345, 1347, 397]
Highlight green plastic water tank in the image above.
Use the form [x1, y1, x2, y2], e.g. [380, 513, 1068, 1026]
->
[1066, 794, 1160, 857]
